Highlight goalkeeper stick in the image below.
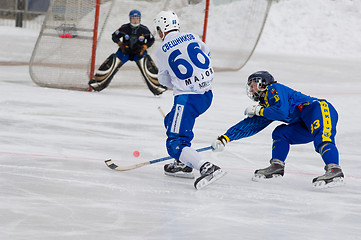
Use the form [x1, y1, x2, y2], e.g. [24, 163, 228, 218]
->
[105, 146, 213, 171]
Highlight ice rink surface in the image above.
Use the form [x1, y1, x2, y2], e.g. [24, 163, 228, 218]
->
[1, 0, 361, 239]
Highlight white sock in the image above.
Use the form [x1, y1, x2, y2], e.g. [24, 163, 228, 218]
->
[179, 147, 207, 170]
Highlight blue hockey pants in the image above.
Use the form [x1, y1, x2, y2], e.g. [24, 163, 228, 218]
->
[164, 91, 213, 160]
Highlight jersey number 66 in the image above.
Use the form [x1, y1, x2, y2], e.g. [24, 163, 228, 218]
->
[168, 42, 210, 80]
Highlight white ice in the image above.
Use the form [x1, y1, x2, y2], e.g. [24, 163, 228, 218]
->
[1, 0, 361, 239]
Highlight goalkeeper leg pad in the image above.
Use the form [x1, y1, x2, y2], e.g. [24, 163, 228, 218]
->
[136, 55, 167, 96]
[89, 54, 123, 91]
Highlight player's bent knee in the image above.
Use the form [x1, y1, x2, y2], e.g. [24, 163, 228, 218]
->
[316, 142, 334, 153]
[272, 124, 289, 141]
[166, 139, 190, 160]
[166, 144, 182, 160]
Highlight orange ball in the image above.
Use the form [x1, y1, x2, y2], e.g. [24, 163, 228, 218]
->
[133, 151, 140, 157]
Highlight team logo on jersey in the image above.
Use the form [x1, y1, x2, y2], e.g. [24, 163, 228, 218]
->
[138, 35, 145, 42]
[271, 88, 276, 94]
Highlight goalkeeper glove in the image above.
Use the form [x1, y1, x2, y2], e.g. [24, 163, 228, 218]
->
[244, 105, 263, 117]
[212, 135, 229, 152]
[117, 41, 129, 53]
[138, 44, 148, 56]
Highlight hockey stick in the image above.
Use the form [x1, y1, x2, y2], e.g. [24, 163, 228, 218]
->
[158, 106, 166, 117]
[105, 146, 213, 171]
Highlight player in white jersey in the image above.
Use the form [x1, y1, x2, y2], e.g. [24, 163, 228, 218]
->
[155, 31, 213, 95]
[154, 11, 226, 190]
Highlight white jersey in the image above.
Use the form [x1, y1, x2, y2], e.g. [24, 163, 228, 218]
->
[155, 31, 213, 96]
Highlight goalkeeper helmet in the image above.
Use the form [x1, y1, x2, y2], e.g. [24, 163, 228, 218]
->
[246, 71, 276, 101]
[129, 10, 141, 27]
[154, 11, 180, 36]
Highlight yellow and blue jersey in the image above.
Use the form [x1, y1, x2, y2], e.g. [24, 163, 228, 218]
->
[222, 82, 339, 165]
[225, 83, 316, 141]
[258, 83, 317, 123]
[223, 82, 339, 145]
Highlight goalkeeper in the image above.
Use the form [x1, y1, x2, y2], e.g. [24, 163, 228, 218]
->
[89, 9, 166, 95]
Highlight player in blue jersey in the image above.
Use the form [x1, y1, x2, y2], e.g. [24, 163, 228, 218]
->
[212, 71, 344, 188]
[154, 11, 226, 190]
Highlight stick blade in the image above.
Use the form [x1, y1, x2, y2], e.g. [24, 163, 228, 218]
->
[105, 159, 118, 170]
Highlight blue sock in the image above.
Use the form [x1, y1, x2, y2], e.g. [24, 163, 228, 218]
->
[319, 143, 339, 165]
[272, 140, 289, 162]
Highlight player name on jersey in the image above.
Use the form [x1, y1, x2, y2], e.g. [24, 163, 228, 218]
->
[184, 67, 213, 90]
[161, 34, 196, 52]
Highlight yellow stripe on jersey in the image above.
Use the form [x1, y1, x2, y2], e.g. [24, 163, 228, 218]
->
[319, 101, 332, 142]
[262, 89, 269, 108]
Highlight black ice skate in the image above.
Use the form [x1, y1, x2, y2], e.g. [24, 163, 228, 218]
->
[164, 160, 194, 179]
[312, 163, 344, 188]
[194, 162, 226, 190]
[252, 159, 285, 181]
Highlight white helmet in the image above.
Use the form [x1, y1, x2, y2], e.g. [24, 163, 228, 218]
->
[154, 11, 180, 34]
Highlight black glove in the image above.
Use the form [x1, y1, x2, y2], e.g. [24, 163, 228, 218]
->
[118, 41, 129, 53]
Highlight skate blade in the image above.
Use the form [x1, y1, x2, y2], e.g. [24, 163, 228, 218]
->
[312, 177, 345, 189]
[195, 169, 227, 190]
[252, 173, 283, 182]
[164, 172, 195, 179]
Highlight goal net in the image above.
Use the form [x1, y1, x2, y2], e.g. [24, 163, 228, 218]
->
[29, 0, 271, 91]
[207, 0, 272, 71]
[29, 0, 113, 90]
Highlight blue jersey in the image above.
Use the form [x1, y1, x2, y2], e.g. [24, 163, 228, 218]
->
[224, 83, 317, 142]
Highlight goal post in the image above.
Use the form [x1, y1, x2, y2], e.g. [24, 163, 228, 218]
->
[89, 0, 101, 83]
[29, 0, 272, 91]
[202, 0, 210, 43]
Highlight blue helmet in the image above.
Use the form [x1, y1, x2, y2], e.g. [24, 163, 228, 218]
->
[129, 9, 141, 20]
[246, 71, 276, 101]
[129, 9, 141, 27]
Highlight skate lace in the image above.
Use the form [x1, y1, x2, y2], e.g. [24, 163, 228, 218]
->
[170, 160, 185, 169]
[200, 162, 213, 175]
